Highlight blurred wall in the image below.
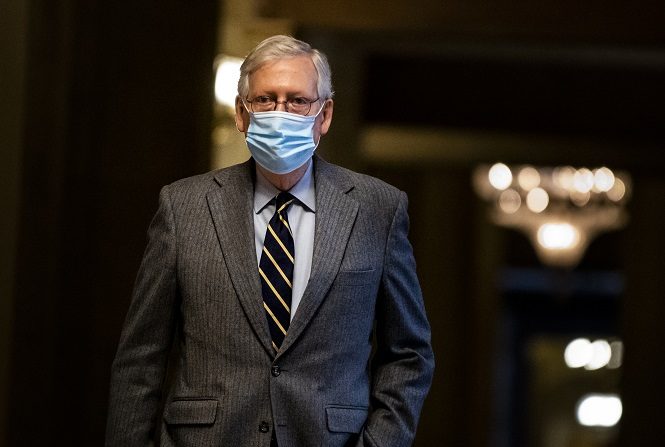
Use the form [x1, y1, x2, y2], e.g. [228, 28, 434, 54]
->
[4, 1, 218, 445]
[0, 1, 29, 444]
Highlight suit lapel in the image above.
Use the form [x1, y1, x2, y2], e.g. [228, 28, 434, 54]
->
[279, 157, 359, 354]
[206, 161, 274, 355]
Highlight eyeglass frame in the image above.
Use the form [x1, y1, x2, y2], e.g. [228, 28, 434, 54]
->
[243, 95, 322, 116]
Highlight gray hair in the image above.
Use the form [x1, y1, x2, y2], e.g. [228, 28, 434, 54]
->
[237, 35, 334, 100]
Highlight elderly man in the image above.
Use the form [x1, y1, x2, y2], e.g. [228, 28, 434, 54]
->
[106, 35, 434, 447]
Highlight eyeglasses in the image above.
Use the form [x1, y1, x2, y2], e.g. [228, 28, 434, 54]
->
[245, 95, 321, 115]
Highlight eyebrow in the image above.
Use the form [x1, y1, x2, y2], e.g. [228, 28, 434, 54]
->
[252, 91, 315, 98]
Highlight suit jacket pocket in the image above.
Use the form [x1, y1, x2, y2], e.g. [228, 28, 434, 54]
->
[325, 405, 369, 433]
[334, 269, 376, 287]
[164, 398, 218, 425]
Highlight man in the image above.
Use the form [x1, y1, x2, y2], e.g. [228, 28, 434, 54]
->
[106, 35, 434, 447]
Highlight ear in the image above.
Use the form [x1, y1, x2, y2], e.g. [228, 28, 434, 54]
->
[235, 96, 249, 132]
[318, 99, 334, 137]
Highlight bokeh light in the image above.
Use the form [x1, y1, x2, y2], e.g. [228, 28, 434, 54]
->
[488, 163, 513, 190]
[526, 187, 549, 213]
[537, 223, 580, 250]
[576, 394, 622, 427]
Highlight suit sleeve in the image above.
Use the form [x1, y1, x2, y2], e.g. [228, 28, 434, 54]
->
[358, 191, 435, 447]
[105, 186, 179, 446]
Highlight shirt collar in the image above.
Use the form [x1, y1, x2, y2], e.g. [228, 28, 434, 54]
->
[254, 161, 316, 214]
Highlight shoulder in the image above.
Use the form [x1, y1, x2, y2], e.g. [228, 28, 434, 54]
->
[162, 160, 252, 196]
[156, 160, 253, 214]
[315, 157, 405, 208]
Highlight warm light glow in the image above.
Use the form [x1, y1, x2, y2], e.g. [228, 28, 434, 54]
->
[570, 190, 591, 207]
[554, 166, 576, 190]
[576, 394, 622, 427]
[607, 341, 624, 369]
[585, 340, 612, 370]
[565, 338, 592, 368]
[607, 178, 626, 202]
[537, 223, 580, 250]
[594, 167, 615, 192]
[517, 166, 540, 190]
[499, 189, 521, 214]
[573, 168, 594, 193]
[488, 163, 513, 190]
[214, 56, 243, 109]
[565, 338, 621, 370]
[526, 187, 549, 213]
[473, 162, 631, 268]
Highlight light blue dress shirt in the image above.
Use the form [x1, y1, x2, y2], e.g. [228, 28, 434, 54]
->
[253, 161, 316, 321]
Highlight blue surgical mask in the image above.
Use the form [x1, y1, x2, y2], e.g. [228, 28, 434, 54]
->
[244, 105, 323, 175]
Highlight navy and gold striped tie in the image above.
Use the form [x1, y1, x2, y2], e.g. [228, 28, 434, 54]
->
[260, 192, 295, 351]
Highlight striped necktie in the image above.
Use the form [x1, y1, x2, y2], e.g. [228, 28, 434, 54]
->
[259, 192, 295, 351]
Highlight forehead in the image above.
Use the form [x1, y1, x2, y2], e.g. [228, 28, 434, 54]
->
[248, 55, 318, 95]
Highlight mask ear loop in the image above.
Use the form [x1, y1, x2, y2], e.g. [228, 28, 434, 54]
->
[312, 100, 327, 118]
[235, 99, 251, 132]
[312, 99, 329, 146]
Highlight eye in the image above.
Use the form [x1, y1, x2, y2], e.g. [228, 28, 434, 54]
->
[290, 97, 309, 106]
[254, 95, 274, 104]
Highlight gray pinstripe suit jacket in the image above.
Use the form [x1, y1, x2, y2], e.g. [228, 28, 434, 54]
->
[106, 156, 434, 447]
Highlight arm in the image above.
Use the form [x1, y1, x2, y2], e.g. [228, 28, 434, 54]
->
[359, 192, 435, 447]
[105, 186, 179, 446]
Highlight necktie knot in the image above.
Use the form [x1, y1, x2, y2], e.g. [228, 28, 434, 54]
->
[275, 192, 295, 214]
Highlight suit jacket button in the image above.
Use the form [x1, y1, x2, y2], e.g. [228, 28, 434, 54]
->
[259, 421, 270, 433]
[271, 365, 281, 377]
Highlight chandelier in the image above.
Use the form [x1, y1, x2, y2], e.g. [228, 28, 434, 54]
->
[473, 163, 631, 268]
